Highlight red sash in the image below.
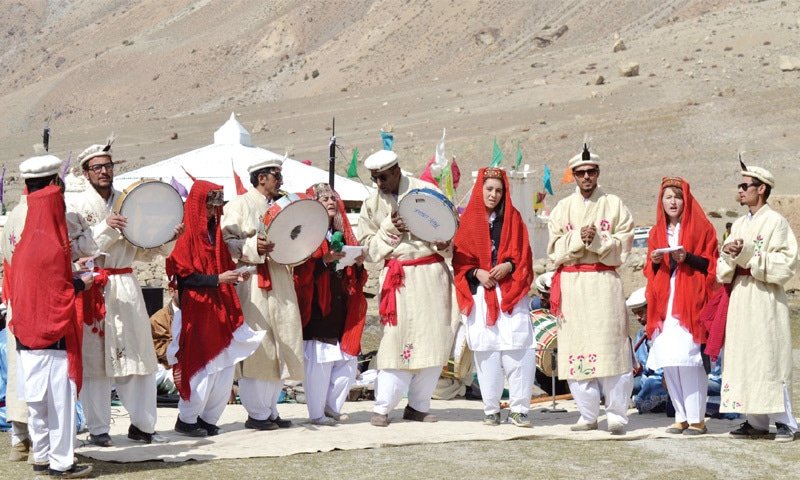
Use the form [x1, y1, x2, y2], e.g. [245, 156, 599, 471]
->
[379, 254, 444, 326]
[77, 267, 132, 337]
[550, 263, 616, 316]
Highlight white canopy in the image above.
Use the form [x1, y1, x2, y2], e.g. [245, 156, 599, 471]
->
[112, 113, 373, 202]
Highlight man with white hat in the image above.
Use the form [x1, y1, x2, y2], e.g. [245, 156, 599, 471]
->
[718, 161, 797, 442]
[547, 144, 634, 435]
[1, 156, 97, 464]
[221, 156, 304, 430]
[530, 271, 553, 310]
[626, 287, 668, 414]
[357, 149, 459, 427]
[66, 140, 182, 446]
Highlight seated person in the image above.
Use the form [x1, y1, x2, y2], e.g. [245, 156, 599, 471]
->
[150, 286, 179, 396]
[529, 271, 552, 311]
[627, 288, 669, 413]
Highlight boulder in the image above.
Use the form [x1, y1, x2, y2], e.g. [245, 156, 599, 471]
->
[778, 55, 800, 72]
[613, 39, 627, 53]
[618, 62, 640, 77]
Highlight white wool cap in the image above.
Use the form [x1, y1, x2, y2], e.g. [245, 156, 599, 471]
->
[741, 166, 775, 188]
[20, 155, 63, 179]
[77, 143, 113, 168]
[535, 271, 554, 293]
[364, 150, 398, 172]
[568, 150, 600, 170]
[626, 287, 647, 309]
[247, 156, 283, 174]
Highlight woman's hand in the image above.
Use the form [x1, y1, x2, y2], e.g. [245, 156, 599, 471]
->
[218, 270, 243, 285]
[650, 251, 664, 264]
[670, 247, 686, 264]
[323, 250, 346, 264]
[475, 269, 497, 289]
[489, 262, 512, 280]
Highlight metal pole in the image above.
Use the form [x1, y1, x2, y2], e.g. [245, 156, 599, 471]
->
[328, 117, 336, 188]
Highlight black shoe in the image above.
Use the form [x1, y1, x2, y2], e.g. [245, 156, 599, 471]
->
[197, 417, 220, 436]
[270, 416, 292, 428]
[32, 462, 50, 472]
[48, 463, 93, 478]
[730, 421, 768, 438]
[128, 424, 154, 444]
[775, 423, 796, 442]
[174, 418, 208, 437]
[87, 432, 114, 447]
[244, 416, 279, 431]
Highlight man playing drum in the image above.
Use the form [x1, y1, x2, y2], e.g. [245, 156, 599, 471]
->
[67, 140, 184, 446]
[547, 144, 634, 435]
[357, 150, 460, 427]
[221, 157, 304, 431]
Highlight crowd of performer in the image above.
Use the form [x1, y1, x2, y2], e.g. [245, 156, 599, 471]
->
[0, 137, 797, 477]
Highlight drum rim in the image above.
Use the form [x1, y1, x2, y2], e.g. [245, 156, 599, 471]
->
[114, 179, 184, 249]
[397, 189, 459, 242]
[263, 197, 329, 265]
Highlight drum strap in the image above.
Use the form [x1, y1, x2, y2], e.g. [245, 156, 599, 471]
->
[379, 254, 444, 326]
[550, 263, 616, 317]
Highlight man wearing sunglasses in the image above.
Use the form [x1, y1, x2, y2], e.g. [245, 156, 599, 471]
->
[221, 157, 304, 431]
[357, 149, 459, 427]
[547, 144, 634, 435]
[717, 164, 797, 442]
[67, 140, 182, 447]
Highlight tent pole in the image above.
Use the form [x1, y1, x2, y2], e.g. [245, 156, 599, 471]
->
[328, 117, 336, 189]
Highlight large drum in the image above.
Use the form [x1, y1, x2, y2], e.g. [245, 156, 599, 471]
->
[263, 193, 328, 265]
[113, 179, 184, 249]
[530, 308, 558, 376]
[397, 188, 458, 243]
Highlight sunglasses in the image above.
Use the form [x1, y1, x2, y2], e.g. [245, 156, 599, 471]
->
[267, 170, 282, 180]
[371, 172, 392, 183]
[737, 182, 758, 191]
[86, 162, 114, 173]
[573, 168, 598, 178]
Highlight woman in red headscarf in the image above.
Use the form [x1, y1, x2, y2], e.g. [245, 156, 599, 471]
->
[644, 177, 718, 435]
[293, 183, 367, 426]
[166, 180, 263, 437]
[453, 168, 534, 427]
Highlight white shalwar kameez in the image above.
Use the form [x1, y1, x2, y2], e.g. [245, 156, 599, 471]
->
[465, 287, 535, 415]
[646, 223, 706, 424]
[303, 341, 357, 421]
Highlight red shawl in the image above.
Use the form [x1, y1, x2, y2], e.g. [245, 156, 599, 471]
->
[293, 185, 367, 356]
[166, 180, 244, 400]
[644, 178, 718, 344]
[9, 185, 83, 392]
[453, 168, 533, 325]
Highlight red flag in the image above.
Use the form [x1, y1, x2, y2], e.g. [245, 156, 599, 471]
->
[232, 160, 247, 195]
[450, 156, 461, 189]
[420, 155, 439, 186]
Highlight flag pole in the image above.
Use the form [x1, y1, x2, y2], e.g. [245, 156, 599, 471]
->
[328, 117, 336, 189]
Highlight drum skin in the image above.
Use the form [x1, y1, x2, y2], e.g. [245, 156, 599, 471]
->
[263, 193, 329, 265]
[114, 179, 184, 248]
[397, 188, 458, 242]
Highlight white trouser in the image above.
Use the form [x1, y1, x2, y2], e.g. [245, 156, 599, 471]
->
[19, 350, 76, 472]
[373, 366, 441, 415]
[474, 349, 535, 415]
[663, 365, 707, 424]
[11, 421, 29, 447]
[80, 373, 157, 435]
[747, 384, 799, 433]
[238, 378, 282, 421]
[568, 372, 633, 426]
[178, 365, 235, 425]
[303, 342, 357, 420]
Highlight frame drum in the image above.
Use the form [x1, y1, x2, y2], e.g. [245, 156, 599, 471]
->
[397, 188, 459, 243]
[263, 193, 329, 265]
[113, 179, 184, 249]
[530, 308, 558, 376]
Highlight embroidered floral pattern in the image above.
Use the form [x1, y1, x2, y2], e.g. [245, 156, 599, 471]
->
[85, 212, 97, 226]
[720, 383, 742, 409]
[599, 219, 611, 232]
[568, 353, 597, 377]
[753, 234, 764, 258]
[566, 223, 574, 232]
[400, 343, 414, 365]
[8, 231, 16, 247]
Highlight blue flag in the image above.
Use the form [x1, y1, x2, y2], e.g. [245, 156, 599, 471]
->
[543, 165, 553, 195]
[381, 131, 394, 151]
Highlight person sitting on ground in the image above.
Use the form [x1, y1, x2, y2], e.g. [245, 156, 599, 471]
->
[626, 287, 668, 414]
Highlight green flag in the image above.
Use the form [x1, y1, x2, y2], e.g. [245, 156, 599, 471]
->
[491, 139, 503, 167]
[515, 142, 522, 170]
[347, 148, 359, 178]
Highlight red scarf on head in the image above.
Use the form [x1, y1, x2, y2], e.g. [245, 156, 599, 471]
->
[644, 178, 718, 344]
[293, 185, 367, 356]
[453, 168, 533, 325]
[166, 180, 244, 401]
[9, 185, 83, 392]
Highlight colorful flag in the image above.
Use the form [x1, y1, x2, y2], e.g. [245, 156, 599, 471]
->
[232, 160, 247, 195]
[543, 165, 553, 195]
[441, 164, 455, 200]
[420, 155, 439, 186]
[60, 152, 72, 180]
[381, 130, 394, 151]
[450, 156, 461, 189]
[533, 191, 546, 212]
[491, 139, 503, 167]
[169, 176, 188, 199]
[561, 166, 574, 184]
[515, 142, 522, 170]
[347, 148, 359, 178]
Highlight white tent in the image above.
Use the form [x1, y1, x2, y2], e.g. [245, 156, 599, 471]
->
[112, 113, 373, 202]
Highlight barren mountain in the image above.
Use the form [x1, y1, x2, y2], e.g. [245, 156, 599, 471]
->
[1, 0, 799, 226]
